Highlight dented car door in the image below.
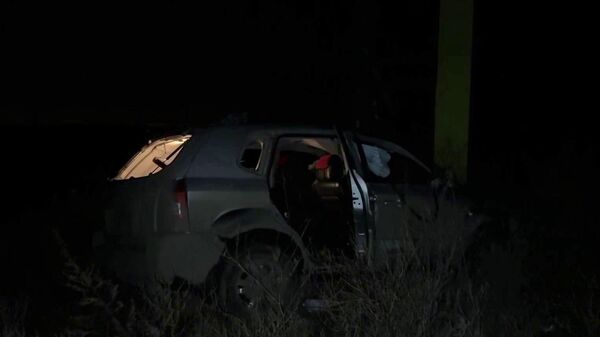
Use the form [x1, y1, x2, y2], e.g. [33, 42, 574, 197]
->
[340, 131, 434, 258]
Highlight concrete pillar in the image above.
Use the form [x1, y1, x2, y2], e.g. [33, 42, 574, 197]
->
[434, 0, 474, 183]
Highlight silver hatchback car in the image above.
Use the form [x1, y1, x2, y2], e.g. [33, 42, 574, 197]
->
[94, 125, 481, 312]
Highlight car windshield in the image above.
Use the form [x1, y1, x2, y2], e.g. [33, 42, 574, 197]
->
[114, 135, 191, 180]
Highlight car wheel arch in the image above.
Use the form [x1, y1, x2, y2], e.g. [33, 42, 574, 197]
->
[210, 208, 312, 271]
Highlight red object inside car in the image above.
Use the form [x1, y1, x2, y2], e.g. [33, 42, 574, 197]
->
[314, 154, 332, 169]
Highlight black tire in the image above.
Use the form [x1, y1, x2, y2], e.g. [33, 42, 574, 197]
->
[218, 241, 301, 316]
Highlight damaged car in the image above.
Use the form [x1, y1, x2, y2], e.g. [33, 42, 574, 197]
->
[93, 125, 484, 312]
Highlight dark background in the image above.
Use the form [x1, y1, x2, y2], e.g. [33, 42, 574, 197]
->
[0, 0, 596, 331]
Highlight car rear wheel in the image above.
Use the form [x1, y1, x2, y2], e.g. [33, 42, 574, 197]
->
[218, 242, 301, 315]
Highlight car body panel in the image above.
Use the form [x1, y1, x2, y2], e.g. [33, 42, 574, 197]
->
[99, 126, 335, 283]
[98, 124, 478, 285]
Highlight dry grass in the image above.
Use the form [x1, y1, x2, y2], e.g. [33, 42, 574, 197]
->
[2, 201, 598, 337]
[310, 198, 486, 337]
[0, 297, 28, 337]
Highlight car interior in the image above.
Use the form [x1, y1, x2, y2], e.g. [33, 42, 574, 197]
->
[268, 137, 354, 254]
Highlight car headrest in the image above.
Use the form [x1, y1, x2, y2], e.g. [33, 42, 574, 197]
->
[312, 154, 344, 182]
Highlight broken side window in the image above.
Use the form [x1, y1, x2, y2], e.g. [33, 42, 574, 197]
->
[362, 144, 392, 178]
[360, 143, 430, 185]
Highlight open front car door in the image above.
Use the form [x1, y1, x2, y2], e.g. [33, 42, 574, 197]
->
[337, 129, 435, 261]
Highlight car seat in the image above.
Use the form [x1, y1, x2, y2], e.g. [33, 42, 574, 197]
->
[310, 154, 345, 202]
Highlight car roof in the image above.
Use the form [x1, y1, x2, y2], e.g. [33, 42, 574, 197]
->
[180, 123, 431, 177]
[189, 124, 337, 137]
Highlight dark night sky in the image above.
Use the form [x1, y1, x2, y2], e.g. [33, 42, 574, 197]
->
[0, 0, 594, 173]
[2, 0, 433, 125]
[1, 1, 589, 126]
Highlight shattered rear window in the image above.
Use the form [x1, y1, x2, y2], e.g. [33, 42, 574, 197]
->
[114, 135, 191, 180]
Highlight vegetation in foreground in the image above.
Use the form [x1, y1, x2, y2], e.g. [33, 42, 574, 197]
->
[1, 202, 598, 337]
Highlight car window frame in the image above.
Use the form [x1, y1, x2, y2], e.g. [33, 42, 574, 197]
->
[351, 135, 431, 184]
[237, 139, 265, 175]
[265, 133, 346, 189]
[113, 134, 192, 181]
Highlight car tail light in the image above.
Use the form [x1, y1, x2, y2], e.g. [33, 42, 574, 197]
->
[174, 180, 189, 220]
